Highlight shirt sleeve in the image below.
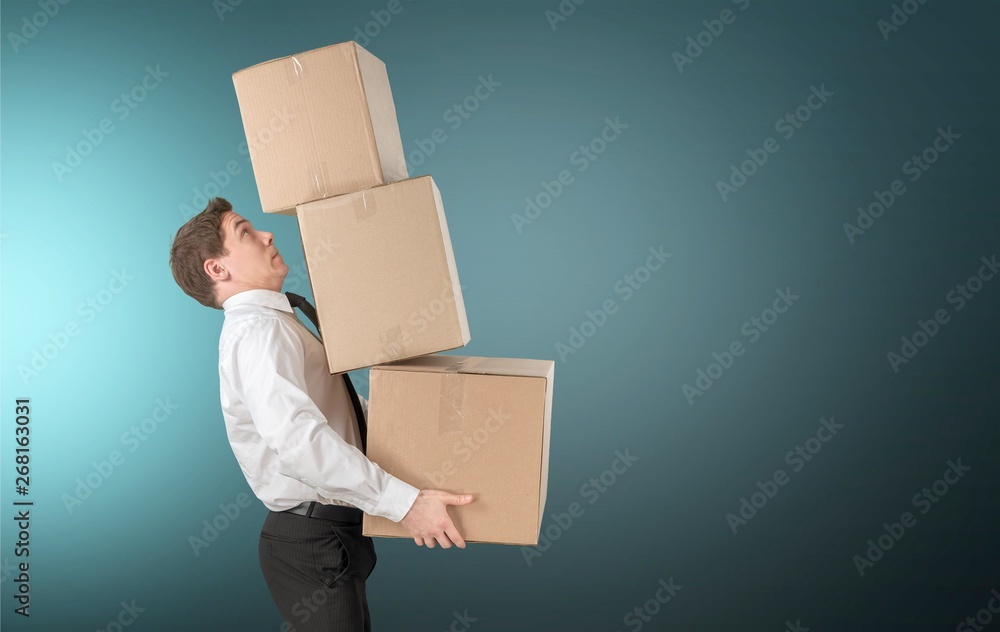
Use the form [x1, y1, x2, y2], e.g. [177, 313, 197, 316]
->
[234, 317, 418, 522]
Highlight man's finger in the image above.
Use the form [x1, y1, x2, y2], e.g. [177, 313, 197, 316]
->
[443, 493, 473, 505]
[444, 522, 466, 549]
[436, 531, 454, 549]
[414, 537, 424, 546]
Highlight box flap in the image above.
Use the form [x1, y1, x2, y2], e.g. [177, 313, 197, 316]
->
[232, 40, 362, 77]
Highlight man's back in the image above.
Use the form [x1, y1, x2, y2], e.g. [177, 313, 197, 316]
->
[218, 288, 417, 519]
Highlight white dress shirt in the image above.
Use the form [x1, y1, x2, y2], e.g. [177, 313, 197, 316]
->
[218, 288, 419, 522]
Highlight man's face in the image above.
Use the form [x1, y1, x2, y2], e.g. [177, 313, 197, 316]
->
[215, 211, 288, 292]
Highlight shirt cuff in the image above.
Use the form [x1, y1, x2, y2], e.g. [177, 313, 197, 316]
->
[373, 475, 420, 523]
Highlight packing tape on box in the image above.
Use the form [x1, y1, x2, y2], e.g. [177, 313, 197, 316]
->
[378, 326, 405, 361]
[353, 190, 378, 222]
[437, 358, 488, 435]
[443, 357, 488, 374]
[309, 162, 331, 201]
[438, 373, 465, 434]
[282, 55, 333, 202]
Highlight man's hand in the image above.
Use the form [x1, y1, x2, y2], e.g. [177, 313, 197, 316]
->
[401, 489, 474, 549]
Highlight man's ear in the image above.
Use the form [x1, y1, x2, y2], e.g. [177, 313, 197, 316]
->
[204, 257, 229, 283]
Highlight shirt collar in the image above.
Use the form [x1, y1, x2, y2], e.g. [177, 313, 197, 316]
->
[221, 288, 293, 314]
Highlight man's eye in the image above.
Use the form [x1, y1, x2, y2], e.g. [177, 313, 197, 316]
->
[242, 228, 249, 236]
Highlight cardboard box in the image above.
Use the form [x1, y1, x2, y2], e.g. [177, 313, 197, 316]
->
[232, 41, 408, 215]
[296, 175, 470, 374]
[362, 354, 555, 546]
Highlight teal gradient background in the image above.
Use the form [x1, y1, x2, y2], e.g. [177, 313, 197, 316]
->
[2, 0, 998, 630]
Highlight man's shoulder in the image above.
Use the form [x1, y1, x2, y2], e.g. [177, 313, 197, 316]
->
[219, 311, 289, 352]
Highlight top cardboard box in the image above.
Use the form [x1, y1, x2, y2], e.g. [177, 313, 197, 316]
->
[232, 41, 408, 215]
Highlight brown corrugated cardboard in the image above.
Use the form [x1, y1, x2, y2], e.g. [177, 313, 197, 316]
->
[296, 175, 470, 374]
[232, 41, 408, 215]
[362, 355, 555, 546]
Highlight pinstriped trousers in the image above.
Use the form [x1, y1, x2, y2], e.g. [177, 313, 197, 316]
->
[258, 510, 378, 631]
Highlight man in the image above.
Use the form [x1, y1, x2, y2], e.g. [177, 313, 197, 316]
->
[169, 197, 473, 631]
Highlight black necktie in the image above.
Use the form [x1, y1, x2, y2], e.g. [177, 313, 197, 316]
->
[285, 291, 367, 454]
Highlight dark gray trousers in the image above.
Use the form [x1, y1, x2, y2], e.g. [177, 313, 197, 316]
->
[258, 510, 378, 631]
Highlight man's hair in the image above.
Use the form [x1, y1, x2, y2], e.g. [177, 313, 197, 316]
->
[169, 198, 233, 310]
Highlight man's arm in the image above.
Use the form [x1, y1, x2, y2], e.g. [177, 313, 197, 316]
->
[234, 317, 417, 522]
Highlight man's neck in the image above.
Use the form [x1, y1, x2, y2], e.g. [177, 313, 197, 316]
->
[217, 284, 282, 306]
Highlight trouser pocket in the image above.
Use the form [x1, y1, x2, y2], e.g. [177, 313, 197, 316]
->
[317, 523, 377, 587]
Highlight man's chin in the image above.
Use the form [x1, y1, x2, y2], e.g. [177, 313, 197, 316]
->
[275, 262, 290, 282]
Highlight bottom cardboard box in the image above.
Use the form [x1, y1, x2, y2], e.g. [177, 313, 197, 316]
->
[362, 354, 554, 545]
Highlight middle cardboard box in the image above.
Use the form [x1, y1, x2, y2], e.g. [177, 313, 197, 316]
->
[296, 174, 470, 375]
